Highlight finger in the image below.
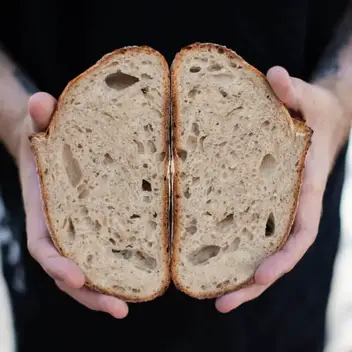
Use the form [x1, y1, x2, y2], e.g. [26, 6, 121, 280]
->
[267, 66, 301, 111]
[255, 177, 323, 285]
[27, 235, 85, 289]
[266, 66, 318, 115]
[215, 283, 269, 313]
[28, 92, 57, 131]
[56, 280, 129, 319]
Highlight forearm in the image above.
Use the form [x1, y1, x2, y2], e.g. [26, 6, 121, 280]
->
[0, 44, 37, 161]
[311, 2, 352, 113]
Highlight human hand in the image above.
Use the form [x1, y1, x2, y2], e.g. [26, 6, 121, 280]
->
[216, 66, 351, 313]
[18, 92, 128, 319]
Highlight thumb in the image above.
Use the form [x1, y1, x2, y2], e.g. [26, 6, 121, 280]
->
[28, 92, 57, 132]
[266, 66, 313, 114]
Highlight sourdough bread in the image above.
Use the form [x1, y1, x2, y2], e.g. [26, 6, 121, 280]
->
[171, 43, 312, 299]
[29, 46, 171, 302]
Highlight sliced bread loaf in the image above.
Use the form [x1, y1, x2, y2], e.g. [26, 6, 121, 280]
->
[170, 43, 312, 299]
[29, 46, 171, 302]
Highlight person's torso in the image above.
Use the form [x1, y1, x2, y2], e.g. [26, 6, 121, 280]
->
[0, 0, 349, 96]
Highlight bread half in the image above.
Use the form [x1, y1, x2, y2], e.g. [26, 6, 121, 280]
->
[171, 43, 312, 299]
[29, 46, 171, 302]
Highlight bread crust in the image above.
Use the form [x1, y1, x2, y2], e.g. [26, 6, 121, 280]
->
[170, 42, 313, 299]
[29, 46, 171, 303]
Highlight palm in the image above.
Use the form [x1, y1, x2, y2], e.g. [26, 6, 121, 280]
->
[22, 92, 128, 319]
[216, 67, 348, 312]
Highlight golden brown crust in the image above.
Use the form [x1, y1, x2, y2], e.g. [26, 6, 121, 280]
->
[170, 42, 313, 299]
[29, 46, 171, 303]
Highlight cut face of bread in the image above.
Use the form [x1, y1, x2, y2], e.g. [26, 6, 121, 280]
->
[30, 47, 171, 302]
[171, 43, 312, 299]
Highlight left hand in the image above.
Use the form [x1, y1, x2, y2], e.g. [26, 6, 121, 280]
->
[216, 66, 351, 313]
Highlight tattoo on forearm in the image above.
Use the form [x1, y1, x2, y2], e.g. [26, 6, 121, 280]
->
[0, 42, 37, 95]
[13, 67, 38, 94]
[311, 1, 352, 81]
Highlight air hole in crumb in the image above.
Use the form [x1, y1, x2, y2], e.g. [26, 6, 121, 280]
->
[113, 285, 125, 292]
[265, 212, 275, 237]
[143, 163, 148, 168]
[262, 120, 270, 128]
[143, 196, 151, 203]
[184, 188, 191, 199]
[192, 177, 200, 186]
[216, 213, 234, 232]
[148, 221, 157, 231]
[147, 140, 157, 154]
[207, 186, 213, 195]
[188, 87, 200, 98]
[134, 140, 144, 154]
[186, 225, 197, 235]
[229, 237, 241, 251]
[141, 73, 153, 80]
[105, 71, 139, 90]
[219, 89, 228, 98]
[188, 245, 220, 265]
[190, 66, 201, 73]
[216, 280, 230, 289]
[112, 249, 132, 260]
[62, 144, 82, 187]
[130, 214, 140, 219]
[109, 238, 116, 245]
[87, 255, 93, 264]
[135, 251, 157, 271]
[103, 153, 114, 165]
[142, 179, 152, 192]
[192, 123, 200, 136]
[144, 123, 153, 133]
[67, 217, 76, 240]
[158, 152, 166, 162]
[77, 184, 89, 199]
[94, 220, 102, 231]
[208, 63, 222, 71]
[141, 87, 148, 94]
[177, 149, 187, 162]
[186, 136, 197, 151]
[259, 153, 277, 177]
[199, 136, 207, 152]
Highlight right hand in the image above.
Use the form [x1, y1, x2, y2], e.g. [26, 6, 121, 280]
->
[18, 92, 129, 319]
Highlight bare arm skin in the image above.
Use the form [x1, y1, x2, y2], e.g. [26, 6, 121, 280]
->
[0, 44, 37, 161]
[312, 2, 352, 109]
[310, 2, 352, 169]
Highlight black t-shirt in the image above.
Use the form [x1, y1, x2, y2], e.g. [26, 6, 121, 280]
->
[0, 1, 349, 351]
